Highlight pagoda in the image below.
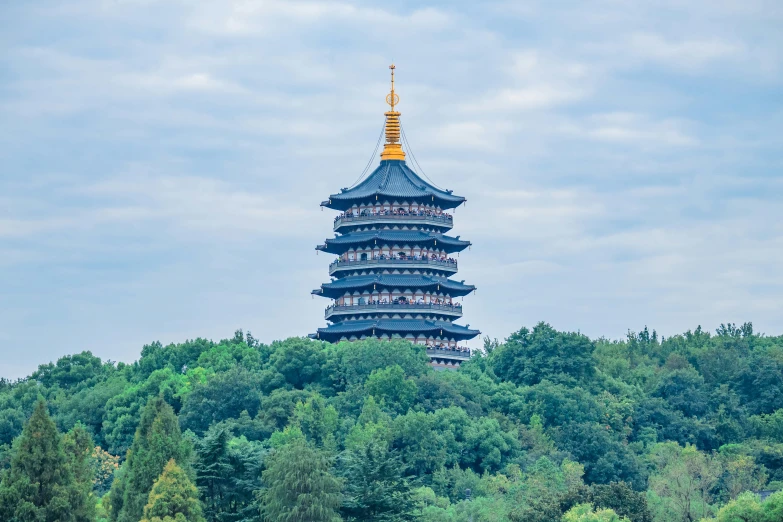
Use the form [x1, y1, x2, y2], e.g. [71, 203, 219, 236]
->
[310, 65, 480, 369]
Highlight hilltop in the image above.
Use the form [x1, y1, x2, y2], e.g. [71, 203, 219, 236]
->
[1, 321, 782, 521]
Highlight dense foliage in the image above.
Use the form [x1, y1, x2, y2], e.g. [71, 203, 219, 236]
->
[0, 321, 781, 522]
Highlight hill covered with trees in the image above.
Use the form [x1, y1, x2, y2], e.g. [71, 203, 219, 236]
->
[1, 322, 783, 521]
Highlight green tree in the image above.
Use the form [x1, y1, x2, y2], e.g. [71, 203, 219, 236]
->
[506, 457, 577, 522]
[554, 421, 645, 488]
[0, 400, 94, 522]
[259, 440, 342, 522]
[718, 451, 767, 501]
[193, 426, 264, 522]
[110, 396, 191, 522]
[293, 395, 339, 449]
[563, 503, 629, 522]
[647, 443, 721, 522]
[365, 365, 418, 415]
[704, 490, 783, 522]
[588, 483, 652, 522]
[62, 423, 98, 522]
[339, 438, 416, 521]
[269, 338, 325, 389]
[179, 367, 262, 435]
[140, 459, 205, 522]
[490, 322, 595, 386]
[325, 339, 430, 390]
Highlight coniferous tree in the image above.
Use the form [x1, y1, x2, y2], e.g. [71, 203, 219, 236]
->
[0, 400, 93, 522]
[260, 440, 342, 522]
[194, 427, 265, 522]
[140, 459, 205, 522]
[62, 423, 98, 522]
[110, 396, 191, 522]
[194, 427, 232, 522]
[339, 438, 415, 521]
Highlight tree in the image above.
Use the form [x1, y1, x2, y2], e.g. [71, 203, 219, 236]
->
[110, 396, 192, 522]
[490, 322, 595, 386]
[506, 457, 577, 522]
[0, 407, 26, 446]
[259, 440, 342, 522]
[269, 338, 325, 389]
[704, 490, 783, 522]
[588, 482, 652, 522]
[648, 443, 721, 522]
[193, 426, 264, 522]
[62, 423, 98, 522]
[324, 339, 431, 390]
[339, 438, 416, 521]
[141, 459, 205, 522]
[365, 365, 418, 415]
[563, 503, 629, 522]
[554, 421, 645, 488]
[0, 400, 94, 522]
[293, 395, 339, 449]
[718, 452, 767, 501]
[179, 367, 262, 435]
[92, 445, 121, 495]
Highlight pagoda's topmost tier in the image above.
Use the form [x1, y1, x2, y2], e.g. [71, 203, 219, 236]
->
[321, 160, 466, 211]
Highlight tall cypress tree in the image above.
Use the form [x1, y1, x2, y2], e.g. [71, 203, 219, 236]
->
[0, 399, 93, 522]
[62, 423, 98, 522]
[339, 439, 415, 521]
[260, 440, 342, 522]
[110, 396, 191, 522]
[140, 459, 205, 522]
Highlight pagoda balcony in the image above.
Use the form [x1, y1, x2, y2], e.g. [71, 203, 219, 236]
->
[426, 347, 472, 363]
[334, 211, 453, 231]
[325, 302, 463, 320]
[328, 256, 457, 276]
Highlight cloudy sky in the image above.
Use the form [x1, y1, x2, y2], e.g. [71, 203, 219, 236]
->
[1, 0, 782, 378]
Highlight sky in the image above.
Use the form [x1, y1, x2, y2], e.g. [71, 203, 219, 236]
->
[1, 0, 782, 379]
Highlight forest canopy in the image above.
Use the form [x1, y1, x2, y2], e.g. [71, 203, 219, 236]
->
[1, 321, 782, 522]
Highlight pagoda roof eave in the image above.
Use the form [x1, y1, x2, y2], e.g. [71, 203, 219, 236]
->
[311, 319, 481, 342]
[321, 160, 466, 211]
[316, 230, 471, 255]
[314, 274, 476, 298]
[321, 194, 466, 212]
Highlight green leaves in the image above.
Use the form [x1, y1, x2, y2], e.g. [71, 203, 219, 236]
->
[141, 459, 205, 522]
[366, 365, 418, 415]
[339, 438, 415, 521]
[259, 440, 343, 522]
[0, 400, 95, 522]
[110, 396, 191, 522]
[3, 323, 783, 522]
[491, 322, 596, 387]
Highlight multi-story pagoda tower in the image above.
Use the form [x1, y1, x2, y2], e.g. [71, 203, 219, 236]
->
[310, 65, 479, 369]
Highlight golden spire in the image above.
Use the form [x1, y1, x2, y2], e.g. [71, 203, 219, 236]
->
[380, 63, 406, 161]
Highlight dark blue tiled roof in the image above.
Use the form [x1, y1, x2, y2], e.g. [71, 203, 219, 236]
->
[322, 160, 466, 211]
[316, 229, 470, 255]
[310, 319, 480, 342]
[312, 274, 476, 298]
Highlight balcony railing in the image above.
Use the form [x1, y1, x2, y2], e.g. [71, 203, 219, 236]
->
[329, 256, 457, 274]
[334, 211, 453, 228]
[325, 302, 463, 319]
[426, 348, 472, 360]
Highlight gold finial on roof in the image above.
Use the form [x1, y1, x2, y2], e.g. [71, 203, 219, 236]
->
[380, 63, 405, 161]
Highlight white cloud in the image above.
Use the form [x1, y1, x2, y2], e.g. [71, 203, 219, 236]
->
[582, 113, 699, 146]
[628, 32, 742, 69]
[1, 0, 782, 377]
